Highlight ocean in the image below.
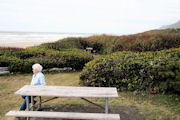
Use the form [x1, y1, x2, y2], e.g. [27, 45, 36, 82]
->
[0, 32, 93, 47]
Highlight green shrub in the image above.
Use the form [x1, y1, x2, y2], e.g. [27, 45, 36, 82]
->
[0, 55, 24, 72]
[80, 48, 180, 93]
[40, 37, 89, 50]
[85, 32, 180, 54]
[0, 47, 93, 73]
[0, 47, 46, 59]
[8, 57, 24, 72]
[132, 34, 180, 52]
[21, 58, 56, 73]
[0, 47, 23, 57]
[38, 29, 180, 55]
[0, 56, 13, 67]
[40, 37, 104, 54]
[43, 48, 94, 70]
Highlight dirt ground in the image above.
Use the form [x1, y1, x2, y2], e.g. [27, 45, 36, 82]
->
[31, 105, 146, 120]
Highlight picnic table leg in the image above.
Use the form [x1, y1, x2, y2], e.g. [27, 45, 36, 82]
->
[31, 96, 34, 111]
[26, 96, 30, 120]
[105, 98, 108, 114]
[38, 96, 42, 109]
[16, 117, 20, 120]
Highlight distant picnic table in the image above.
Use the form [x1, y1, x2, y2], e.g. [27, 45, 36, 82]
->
[6, 85, 120, 120]
[0, 67, 9, 75]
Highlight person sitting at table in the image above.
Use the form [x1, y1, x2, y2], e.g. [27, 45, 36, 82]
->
[20, 63, 46, 110]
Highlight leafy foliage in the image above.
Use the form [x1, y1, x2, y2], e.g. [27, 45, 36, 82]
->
[40, 37, 89, 50]
[80, 48, 180, 93]
[0, 47, 93, 73]
[38, 29, 180, 55]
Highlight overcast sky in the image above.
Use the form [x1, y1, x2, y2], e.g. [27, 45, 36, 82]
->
[0, 0, 180, 34]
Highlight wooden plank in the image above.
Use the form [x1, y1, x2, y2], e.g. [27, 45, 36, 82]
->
[0, 67, 8, 71]
[6, 111, 120, 120]
[0, 71, 10, 75]
[15, 85, 118, 98]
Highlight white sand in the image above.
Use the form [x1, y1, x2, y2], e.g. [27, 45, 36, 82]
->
[0, 42, 47, 48]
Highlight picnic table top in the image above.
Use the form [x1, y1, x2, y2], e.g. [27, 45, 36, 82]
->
[15, 85, 118, 98]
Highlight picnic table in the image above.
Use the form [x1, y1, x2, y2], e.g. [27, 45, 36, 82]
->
[0, 67, 9, 75]
[6, 85, 120, 120]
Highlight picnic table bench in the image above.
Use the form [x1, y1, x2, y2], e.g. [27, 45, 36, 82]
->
[0, 67, 9, 75]
[6, 85, 120, 120]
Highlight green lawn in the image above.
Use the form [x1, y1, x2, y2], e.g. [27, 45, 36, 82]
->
[0, 72, 180, 120]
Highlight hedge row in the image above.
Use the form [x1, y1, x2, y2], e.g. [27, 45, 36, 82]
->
[80, 48, 180, 93]
[38, 29, 180, 55]
[85, 33, 180, 54]
[40, 37, 89, 51]
[0, 47, 93, 73]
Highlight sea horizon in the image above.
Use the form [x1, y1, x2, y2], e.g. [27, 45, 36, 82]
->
[0, 30, 95, 35]
[0, 31, 94, 48]
[0, 31, 94, 44]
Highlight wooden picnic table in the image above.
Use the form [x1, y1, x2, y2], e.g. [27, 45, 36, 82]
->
[6, 85, 120, 120]
[0, 67, 9, 75]
[15, 85, 118, 98]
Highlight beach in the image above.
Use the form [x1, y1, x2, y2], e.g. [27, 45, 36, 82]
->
[0, 41, 48, 48]
[0, 32, 92, 48]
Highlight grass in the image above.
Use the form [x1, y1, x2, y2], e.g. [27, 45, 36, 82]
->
[0, 72, 180, 120]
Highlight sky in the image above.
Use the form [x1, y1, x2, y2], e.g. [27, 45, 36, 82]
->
[0, 0, 180, 35]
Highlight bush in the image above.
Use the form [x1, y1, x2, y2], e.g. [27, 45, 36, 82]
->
[21, 58, 56, 73]
[40, 37, 104, 54]
[8, 57, 24, 72]
[132, 34, 180, 52]
[45, 49, 94, 70]
[85, 32, 180, 54]
[38, 29, 180, 54]
[0, 47, 94, 73]
[40, 37, 89, 50]
[0, 56, 14, 67]
[80, 48, 180, 93]
[0, 47, 23, 57]
[0, 47, 46, 59]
